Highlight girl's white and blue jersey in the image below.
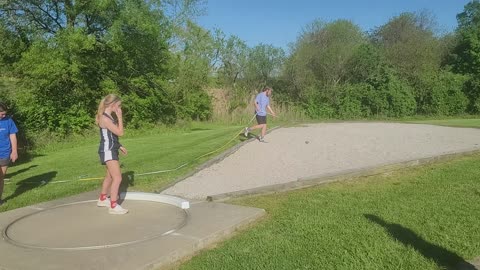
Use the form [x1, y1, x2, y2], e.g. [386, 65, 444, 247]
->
[98, 113, 121, 165]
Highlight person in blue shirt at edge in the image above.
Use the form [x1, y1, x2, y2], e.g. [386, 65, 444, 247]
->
[244, 87, 276, 142]
[0, 102, 18, 206]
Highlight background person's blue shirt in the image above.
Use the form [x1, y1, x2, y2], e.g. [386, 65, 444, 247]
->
[0, 117, 18, 158]
[255, 92, 270, 116]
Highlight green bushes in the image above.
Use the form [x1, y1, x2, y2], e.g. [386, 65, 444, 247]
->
[415, 71, 468, 116]
[337, 84, 372, 119]
[302, 75, 416, 120]
[355, 69, 466, 118]
[462, 77, 480, 113]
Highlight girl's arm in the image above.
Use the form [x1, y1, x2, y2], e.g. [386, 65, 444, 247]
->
[10, 133, 18, 162]
[100, 115, 124, 136]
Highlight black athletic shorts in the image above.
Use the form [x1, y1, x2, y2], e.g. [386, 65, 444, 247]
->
[0, 158, 10, 167]
[256, 115, 267, 124]
[99, 149, 119, 165]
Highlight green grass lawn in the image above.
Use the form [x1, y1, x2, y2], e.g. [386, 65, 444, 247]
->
[177, 118, 480, 270]
[179, 153, 480, 270]
[2, 117, 480, 269]
[405, 118, 480, 128]
[0, 122, 248, 212]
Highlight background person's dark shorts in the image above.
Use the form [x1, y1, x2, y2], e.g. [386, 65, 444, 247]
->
[0, 158, 10, 166]
[256, 115, 267, 125]
[99, 149, 119, 165]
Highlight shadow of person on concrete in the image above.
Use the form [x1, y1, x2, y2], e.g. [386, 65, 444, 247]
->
[5, 165, 39, 179]
[3, 171, 57, 202]
[118, 171, 134, 204]
[364, 214, 477, 270]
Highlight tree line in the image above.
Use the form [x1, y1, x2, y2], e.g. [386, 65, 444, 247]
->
[0, 0, 479, 144]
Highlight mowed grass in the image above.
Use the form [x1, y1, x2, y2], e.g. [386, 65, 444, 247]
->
[179, 153, 480, 270]
[179, 118, 480, 270]
[3, 117, 480, 269]
[0, 122, 247, 212]
[405, 118, 480, 128]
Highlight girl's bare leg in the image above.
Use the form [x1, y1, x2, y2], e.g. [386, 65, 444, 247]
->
[100, 168, 112, 197]
[0, 166, 7, 201]
[106, 160, 122, 203]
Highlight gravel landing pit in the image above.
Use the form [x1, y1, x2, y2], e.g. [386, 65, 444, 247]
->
[164, 123, 480, 199]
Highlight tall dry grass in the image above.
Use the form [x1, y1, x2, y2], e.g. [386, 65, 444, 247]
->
[208, 88, 307, 125]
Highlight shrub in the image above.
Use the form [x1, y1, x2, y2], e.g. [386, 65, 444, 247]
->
[336, 83, 373, 118]
[415, 71, 468, 115]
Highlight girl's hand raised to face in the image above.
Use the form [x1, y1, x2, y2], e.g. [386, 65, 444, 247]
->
[115, 106, 123, 118]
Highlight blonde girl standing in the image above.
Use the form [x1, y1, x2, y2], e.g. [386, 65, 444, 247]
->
[96, 94, 128, 214]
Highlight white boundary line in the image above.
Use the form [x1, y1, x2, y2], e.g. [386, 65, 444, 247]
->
[3, 192, 190, 250]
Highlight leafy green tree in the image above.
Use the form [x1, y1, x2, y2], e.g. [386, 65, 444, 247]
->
[346, 43, 385, 84]
[243, 43, 285, 92]
[452, 0, 480, 75]
[0, 21, 28, 73]
[214, 34, 286, 113]
[105, 0, 173, 125]
[297, 20, 365, 88]
[2, 0, 174, 133]
[168, 20, 217, 120]
[282, 19, 365, 116]
[450, 0, 480, 112]
[217, 34, 249, 88]
[372, 11, 442, 80]
[14, 29, 98, 134]
[373, 11, 469, 116]
[162, 0, 206, 51]
[439, 33, 459, 68]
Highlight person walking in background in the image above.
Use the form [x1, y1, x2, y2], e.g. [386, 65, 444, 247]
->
[96, 94, 129, 214]
[244, 87, 276, 142]
[0, 102, 18, 206]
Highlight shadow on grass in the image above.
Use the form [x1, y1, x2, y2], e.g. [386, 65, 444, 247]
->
[364, 214, 476, 270]
[4, 171, 57, 202]
[189, 128, 212, 132]
[238, 134, 249, 142]
[12, 152, 45, 166]
[5, 165, 39, 179]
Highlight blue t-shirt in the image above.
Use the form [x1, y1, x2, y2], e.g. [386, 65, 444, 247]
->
[0, 117, 18, 158]
[255, 92, 270, 116]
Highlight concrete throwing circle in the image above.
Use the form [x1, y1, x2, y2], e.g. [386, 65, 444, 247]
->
[3, 200, 188, 250]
